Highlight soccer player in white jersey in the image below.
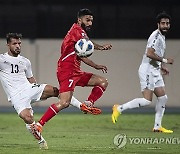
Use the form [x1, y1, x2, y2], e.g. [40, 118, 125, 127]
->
[0, 33, 100, 149]
[112, 12, 174, 133]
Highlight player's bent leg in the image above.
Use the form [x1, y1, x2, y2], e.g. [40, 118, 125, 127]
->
[20, 109, 48, 149]
[26, 123, 48, 149]
[86, 74, 108, 105]
[38, 92, 73, 127]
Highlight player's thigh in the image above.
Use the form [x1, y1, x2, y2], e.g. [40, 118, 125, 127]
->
[139, 72, 155, 91]
[76, 72, 93, 87]
[41, 85, 59, 99]
[139, 72, 154, 101]
[11, 93, 32, 115]
[154, 76, 165, 97]
[154, 87, 166, 97]
[154, 79, 166, 97]
[60, 91, 73, 103]
[87, 74, 107, 86]
[142, 89, 153, 101]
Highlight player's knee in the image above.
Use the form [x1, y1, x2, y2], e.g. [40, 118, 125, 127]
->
[99, 78, 108, 89]
[53, 87, 59, 97]
[162, 95, 168, 101]
[60, 101, 70, 109]
[142, 98, 152, 106]
[158, 95, 168, 104]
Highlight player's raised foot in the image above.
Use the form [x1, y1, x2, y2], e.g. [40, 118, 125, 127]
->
[153, 127, 173, 133]
[80, 101, 102, 115]
[112, 104, 121, 124]
[30, 123, 43, 140]
[39, 139, 48, 150]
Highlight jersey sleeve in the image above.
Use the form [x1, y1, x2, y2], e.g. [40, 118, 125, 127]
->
[147, 34, 160, 52]
[25, 58, 33, 78]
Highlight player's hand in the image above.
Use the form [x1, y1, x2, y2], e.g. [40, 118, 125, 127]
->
[94, 64, 108, 73]
[167, 58, 174, 64]
[161, 67, 169, 75]
[99, 44, 112, 50]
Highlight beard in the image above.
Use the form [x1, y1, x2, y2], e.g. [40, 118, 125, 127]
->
[81, 23, 92, 32]
[159, 28, 169, 35]
[10, 49, 20, 56]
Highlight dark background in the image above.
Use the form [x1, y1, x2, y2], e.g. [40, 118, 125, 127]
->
[0, 0, 180, 39]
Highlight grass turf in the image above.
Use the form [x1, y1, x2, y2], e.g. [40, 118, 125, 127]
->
[0, 113, 179, 154]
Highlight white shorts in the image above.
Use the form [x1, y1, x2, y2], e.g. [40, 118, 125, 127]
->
[138, 71, 164, 92]
[10, 83, 47, 115]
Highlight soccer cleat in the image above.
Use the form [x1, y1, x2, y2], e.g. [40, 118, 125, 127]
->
[36, 122, 43, 133]
[90, 107, 102, 115]
[30, 123, 43, 140]
[112, 104, 121, 124]
[153, 127, 173, 133]
[80, 102, 102, 115]
[83, 101, 101, 115]
[39, 139, 48, 150]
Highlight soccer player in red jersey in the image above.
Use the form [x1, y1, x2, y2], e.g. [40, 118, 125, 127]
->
[32, 8, 112, 133]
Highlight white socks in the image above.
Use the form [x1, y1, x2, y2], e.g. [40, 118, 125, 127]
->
[154, 95, 167, 129]
[70, 96, 82, 109]
[117, 98, 151, 112]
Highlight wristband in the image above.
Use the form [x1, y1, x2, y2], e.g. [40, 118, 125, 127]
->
[162, 58, 168, 63]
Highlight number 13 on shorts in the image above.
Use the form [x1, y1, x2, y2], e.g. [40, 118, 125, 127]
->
[69, 79, 74, 87]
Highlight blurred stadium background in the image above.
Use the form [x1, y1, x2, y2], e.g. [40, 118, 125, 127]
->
[0, 0, 180, 113]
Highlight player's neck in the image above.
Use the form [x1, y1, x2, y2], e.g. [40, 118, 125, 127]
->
[8, 51, 19, 57]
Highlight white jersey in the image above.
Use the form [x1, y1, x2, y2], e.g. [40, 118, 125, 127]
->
[0, 52, 33, 101]
[139, 29, 166, 74]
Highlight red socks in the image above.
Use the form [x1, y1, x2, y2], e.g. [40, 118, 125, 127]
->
[88, 86, 105, 104]
[39, 104, 59, 126]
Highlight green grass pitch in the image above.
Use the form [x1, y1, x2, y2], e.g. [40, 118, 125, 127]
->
[0, 113, 179, 154]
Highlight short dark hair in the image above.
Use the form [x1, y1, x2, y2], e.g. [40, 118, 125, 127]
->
[77, 8, 93, 18]
[6, 33, 22, 43]
[156, 11, 171, 23]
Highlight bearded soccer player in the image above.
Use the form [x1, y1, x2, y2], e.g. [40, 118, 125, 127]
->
[32, 8, 112, 134]
[112, 12, 174, 133]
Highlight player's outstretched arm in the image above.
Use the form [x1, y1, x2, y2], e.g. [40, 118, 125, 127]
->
[81, 57, 108, 73]
[92, 41, 112, 51]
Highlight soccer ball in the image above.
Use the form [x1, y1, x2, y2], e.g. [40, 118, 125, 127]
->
[75, 39, 94, 57]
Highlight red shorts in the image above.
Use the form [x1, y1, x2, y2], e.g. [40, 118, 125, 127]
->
[57, 70, 93, 93]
